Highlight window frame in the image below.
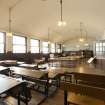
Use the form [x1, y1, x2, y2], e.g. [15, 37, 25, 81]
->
[42, 41, 49, 54]
[56, 44, 61, 53]
[95, 41, 105, 56]
[0, 32, 6, 53]
[30, 38, 40, 53]
[50, 43, 56, 53]
[12, 34, 27, 53]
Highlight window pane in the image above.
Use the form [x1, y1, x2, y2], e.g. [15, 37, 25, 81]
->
[103, 46, 105, 51]
[13, 35, 26, 53]
[0, 32, 4, 43]
[51, 49, 55, 53]
[56, 44, 61, 53]
[51, 43, 55, 48]
[13, 45, 26, 53]
[42, 42, 48, 47]
[31, 47, 39, 53]
[51, 43, 55, 53]
[30, 39, 39, 53]
[57, 49, 61, 53]
[42, 48, 48, 53]
[0, 32, 5, 53]
[42, 41, 49, 53]
[0, 44, 4, 53]
[96, 47, 100, 51]
[103, 43, 105, 46]
[100, 47, 102, 51]
[99, 43, 102, 46]
[13, 35, 25, 45]
[31, 39, 39, 46]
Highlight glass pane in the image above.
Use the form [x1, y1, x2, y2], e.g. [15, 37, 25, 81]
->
[0, 44, 4, 53]
[0, 32, 4, 43]
[13, 35, 25, 45]
[100, 47, 102, 51]
[99, 43, 102, 46]
[42, 48, 48, 53]
[56, 44, 60, 49]
[42, 42, 48, 47]
[103, 47, 105, 51]
[57, 49, 61, 53]
[96, 43, 99, 47]
[31, 47, 39, 53]
[51, 48, 55, 53]
[31, 39, 39, 46]
[13, 45, 26, 53]
[51, 43, 55, 49]
[96, 47, 100, 51]
[103, 43, 105, 46]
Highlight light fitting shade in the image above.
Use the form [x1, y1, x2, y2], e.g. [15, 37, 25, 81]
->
[58, 21, 66, 27]
[79, 38, 84, 42]
[7, 32, 12, 37]
[58, 0, 66, 27]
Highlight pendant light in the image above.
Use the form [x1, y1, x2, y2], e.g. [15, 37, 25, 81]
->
[84, 29, 89, 46]
[48, 28, 50, 44]
[79, 22, 84, 42]
[58, 0, 66, 27]
[7, 8, 12, 37]
[7, 0, 24, 37]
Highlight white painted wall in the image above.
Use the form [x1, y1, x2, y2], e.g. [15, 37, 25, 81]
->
[63, 43, 94, 51]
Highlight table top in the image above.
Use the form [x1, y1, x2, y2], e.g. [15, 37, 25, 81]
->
[10, 66, 58, 79]
[0, 66, 8, 71]
[50, 56, 81, 61]
[0, 60, 17, 65]
[19, 63, 37, 68]
[17, 62, 25, 65]
[35, 59, 44, 63]
[48, 66, 105, 77]
[0, 74, 22, 94]
[10, 67, 47, 79]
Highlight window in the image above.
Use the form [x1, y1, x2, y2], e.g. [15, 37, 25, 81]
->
[13, 35, 26, 53]
[95, 42, 105, 55]
[51, 43, 55, 53]
[42, 41, 49, 53]
[0, 32, 5, 53]
[56, 44, 61, 53]
[30, 39, 39, 53]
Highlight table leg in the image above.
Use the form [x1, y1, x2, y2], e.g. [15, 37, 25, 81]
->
[18, 92, 20, 105]
[64, 90, 68, 105]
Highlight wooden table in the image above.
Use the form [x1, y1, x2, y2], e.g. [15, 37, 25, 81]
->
[10, 67, 49, 104]
[0, 66, 8, 71]
[19, 63, 37, 69]
[0, 74, 23, 105]
[49, 56, 81, 68]
[10, 67, 47, 79]
[0, 66, 9, 75]
[47, 65, 105, 76]
[0, 60, 18, 66]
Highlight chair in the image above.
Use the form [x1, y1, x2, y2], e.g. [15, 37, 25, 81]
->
[60, 73, 72, 83]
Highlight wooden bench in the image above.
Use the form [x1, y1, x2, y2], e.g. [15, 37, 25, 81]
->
[73, 73, 105, 88]
[60, 82, 105, 105]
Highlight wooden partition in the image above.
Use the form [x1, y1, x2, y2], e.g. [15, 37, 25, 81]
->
[0, 52, 62, 64]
